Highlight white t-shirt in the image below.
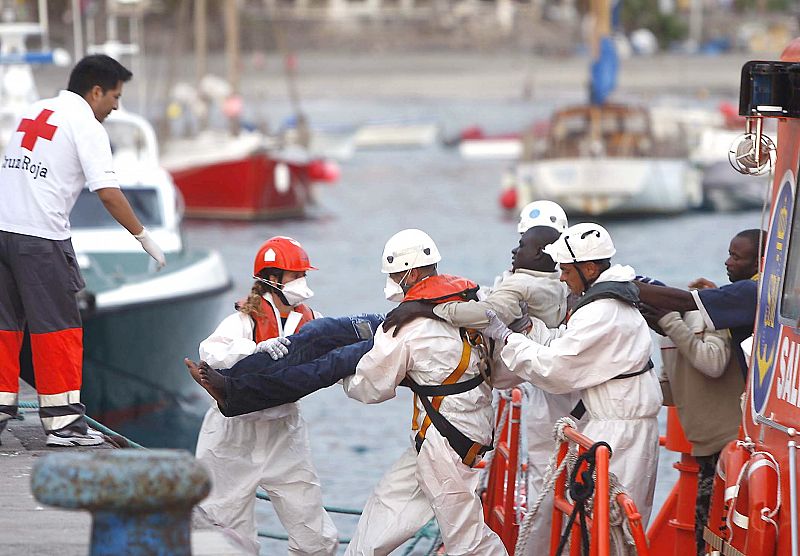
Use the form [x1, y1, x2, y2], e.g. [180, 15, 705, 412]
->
[0, 90, 119, 240]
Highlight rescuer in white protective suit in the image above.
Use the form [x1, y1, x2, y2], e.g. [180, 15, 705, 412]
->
[342, 229, 508, 556]
[379, 201, 576, 555]
[194, 236, 338, 555]
[484, 222, 662, 527]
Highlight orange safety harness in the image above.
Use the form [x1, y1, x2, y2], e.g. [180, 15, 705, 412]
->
[398, 274, 493, 467]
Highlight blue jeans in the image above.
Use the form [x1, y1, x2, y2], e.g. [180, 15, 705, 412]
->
[217, 314, 384, 417]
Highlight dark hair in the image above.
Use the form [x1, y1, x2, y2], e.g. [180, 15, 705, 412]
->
[67, 55, 132, 96]
[736, 229, 767, 254]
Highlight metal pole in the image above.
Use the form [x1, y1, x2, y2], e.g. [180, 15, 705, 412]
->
[37, 0, 49, 50]
[194, 0, 207, 86]
[72, 0, 84, 61]
[790, 440, 799, 556]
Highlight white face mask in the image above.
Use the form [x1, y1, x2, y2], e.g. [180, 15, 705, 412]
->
[281, 276, 314, 306]
[384, 276, 406, 302]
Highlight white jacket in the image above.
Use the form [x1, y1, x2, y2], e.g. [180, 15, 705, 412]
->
[199, 297, 315, 421]
[498, 264, 662, 524]
[344, 317, 495, 447]
[434, 268, 568, 328]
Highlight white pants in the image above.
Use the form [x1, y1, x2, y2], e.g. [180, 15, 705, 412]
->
[522, 386, 581, 556]
[195, 406, 338, 555]
[345, 428, 507, 556]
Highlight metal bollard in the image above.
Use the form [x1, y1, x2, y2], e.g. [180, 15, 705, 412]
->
[31, 449, 210, 556]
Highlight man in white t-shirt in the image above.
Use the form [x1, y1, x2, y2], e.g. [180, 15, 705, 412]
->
[0, 54, 166, 447]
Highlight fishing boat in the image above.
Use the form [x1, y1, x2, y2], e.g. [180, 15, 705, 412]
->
[68, 108, 231, 449]
[158, 0, 338, 221]
[160, 129, 337, 220]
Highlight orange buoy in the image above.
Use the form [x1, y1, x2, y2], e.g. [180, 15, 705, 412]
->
[499, 187, 517, 210]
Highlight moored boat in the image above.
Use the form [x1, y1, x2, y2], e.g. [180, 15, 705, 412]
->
[69, 109, 232, 449]
[502, 103, 703, 216]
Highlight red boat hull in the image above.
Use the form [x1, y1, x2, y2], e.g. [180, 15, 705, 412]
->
[169, 153, 311, 220]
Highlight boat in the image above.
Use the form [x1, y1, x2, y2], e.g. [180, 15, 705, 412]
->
[150, 0, 339, 221]
[160, 129, 336, 220]
[698, 45, 800, 556]
[498, 3, 702, 217]
[67, 108, 232, 449]
[501, 102, 704, 217]
[351, 119, 439, 149]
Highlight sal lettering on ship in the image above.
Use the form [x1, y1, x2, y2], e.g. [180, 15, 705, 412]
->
[6, 108, 57, 180]
[777, 334, 800, 407]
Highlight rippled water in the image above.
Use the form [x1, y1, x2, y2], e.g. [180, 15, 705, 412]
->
[179, 96, 764, 554]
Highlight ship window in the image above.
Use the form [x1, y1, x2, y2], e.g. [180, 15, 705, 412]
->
[782, 194, 800, 322]
[70, 188, 162, 229]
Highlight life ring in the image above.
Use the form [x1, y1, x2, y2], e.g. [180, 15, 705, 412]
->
[707, 440, 751, 543]
[728, 452, 780, 554]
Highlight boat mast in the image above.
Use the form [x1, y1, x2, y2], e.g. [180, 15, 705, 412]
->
[588, 0, 615, 150]
[223, 0, 240, 135]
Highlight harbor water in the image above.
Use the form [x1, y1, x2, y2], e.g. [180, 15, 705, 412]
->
[176, 95, 765, 553]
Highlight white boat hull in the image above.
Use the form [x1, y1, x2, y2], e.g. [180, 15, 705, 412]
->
[513, 157, 703, 216]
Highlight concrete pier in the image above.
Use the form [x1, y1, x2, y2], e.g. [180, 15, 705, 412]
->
[0, 381, 245, 556]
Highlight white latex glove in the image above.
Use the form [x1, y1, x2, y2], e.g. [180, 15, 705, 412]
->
[509, 301, 532, 333]
[134, 227, 166, 270]
[483, 310, 513, 343]
[255, 337, 291, 360]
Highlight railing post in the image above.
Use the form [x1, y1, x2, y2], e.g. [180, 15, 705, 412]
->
[31, 450, 210, 555]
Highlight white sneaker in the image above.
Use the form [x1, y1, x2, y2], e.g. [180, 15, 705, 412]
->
[46, 428, 105, 447]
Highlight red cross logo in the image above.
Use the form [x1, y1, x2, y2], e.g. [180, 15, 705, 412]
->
[17, 109, 57, 151]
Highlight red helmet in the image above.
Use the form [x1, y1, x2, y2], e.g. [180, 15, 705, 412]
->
[253, 236, 317, 276]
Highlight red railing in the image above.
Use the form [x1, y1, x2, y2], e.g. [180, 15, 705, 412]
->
[549, 425, 651, 556]
[481, 388, 524, 553]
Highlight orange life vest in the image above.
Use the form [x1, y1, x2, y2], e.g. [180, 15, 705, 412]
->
[398, 274, 490, 467]
[402, 274, 479, 304]
[250, 296, 314, 342]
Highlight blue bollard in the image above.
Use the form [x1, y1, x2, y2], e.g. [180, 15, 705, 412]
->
[31, 449, 210, 556]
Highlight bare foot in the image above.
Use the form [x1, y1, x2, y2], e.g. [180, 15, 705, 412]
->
[185, 358, 226, 408]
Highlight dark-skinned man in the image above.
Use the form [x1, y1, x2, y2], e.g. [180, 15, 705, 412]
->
[636, 228, 765, 379]
[637, 228, 763, 556]
[382, 220, 574, 556]
[483, 222, 662, 527]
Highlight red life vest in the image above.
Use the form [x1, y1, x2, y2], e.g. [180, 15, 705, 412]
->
[402, 274, 479, 304]
[250, 296, 314, 342]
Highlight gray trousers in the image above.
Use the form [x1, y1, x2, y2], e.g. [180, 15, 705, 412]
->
[0, 230, 88, 434]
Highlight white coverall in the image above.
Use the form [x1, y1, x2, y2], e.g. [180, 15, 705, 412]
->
[435, 269, 580, 555]
[498, 265, 662, 526]
[195, 297, 338, 556]
[342, 318, 508, 556]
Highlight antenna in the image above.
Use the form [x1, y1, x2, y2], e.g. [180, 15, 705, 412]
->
[728, 116, 776, 176]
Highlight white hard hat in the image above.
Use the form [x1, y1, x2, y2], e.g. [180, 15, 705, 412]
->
[518, 200, 568, 233]
[543, 223, 616, 264]
[381, 229, 442, 274]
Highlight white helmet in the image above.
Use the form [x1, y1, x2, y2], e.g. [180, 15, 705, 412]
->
[517, 200, 568, 233]
[543, 223, 616, 264]
[381, 229, 442, 274]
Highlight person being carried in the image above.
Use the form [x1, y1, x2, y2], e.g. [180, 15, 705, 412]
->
[0, 54, 165, 448]
[483, 222, 662, 526]
[187, 312, 385, 417]
[191, 236, 338, 556]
